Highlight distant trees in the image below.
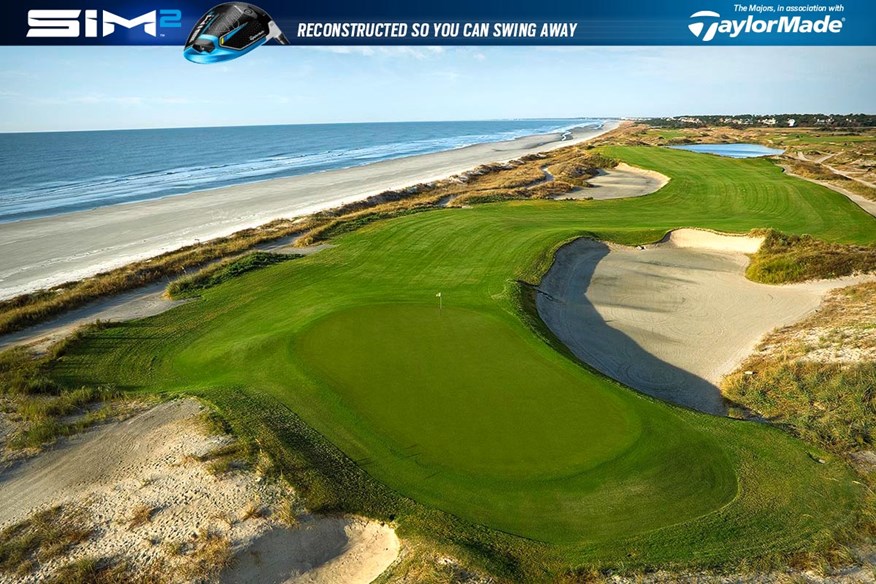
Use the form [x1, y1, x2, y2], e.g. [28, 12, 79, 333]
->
[642, 113, 876, 129]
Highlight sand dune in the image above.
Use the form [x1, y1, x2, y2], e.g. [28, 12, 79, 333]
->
[537, 229, 873, 415]
[0, 399, 398, 583]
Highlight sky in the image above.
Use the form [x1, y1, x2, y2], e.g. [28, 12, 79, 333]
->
[0, 45, 873, 132]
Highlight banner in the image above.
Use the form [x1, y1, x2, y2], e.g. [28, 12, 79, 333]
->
[11, 0, 875, 46]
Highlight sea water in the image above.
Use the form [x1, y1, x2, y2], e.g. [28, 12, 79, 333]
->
[0, 119, 602, 223]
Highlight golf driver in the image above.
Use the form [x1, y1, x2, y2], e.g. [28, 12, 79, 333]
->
[184, 2, 289, 64]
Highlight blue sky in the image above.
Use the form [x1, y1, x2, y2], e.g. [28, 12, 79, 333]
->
[0, 46, 873, 132]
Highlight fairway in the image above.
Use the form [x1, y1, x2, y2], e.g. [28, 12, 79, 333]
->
[53, 146, 876, 570]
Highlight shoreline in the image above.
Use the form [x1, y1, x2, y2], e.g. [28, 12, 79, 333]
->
[0, 121, 616, 300]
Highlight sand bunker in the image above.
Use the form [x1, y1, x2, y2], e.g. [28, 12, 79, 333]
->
[537, 229, 872, 415]
[559, 163, 669, 200]
[222, 518, 398, 584]
[0, 399, 398, 583]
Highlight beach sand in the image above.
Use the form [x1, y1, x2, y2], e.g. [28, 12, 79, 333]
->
[0, 123, 615, 300]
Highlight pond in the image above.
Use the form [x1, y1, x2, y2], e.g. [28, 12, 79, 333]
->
[668, 143, 785, 158]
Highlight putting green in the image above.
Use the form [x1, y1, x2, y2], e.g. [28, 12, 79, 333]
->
[294, 303, 736, 542]
[298, 304, 639, 478]
[54, 146, 873, 569]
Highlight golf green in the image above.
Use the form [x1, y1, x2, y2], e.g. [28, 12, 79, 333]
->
[294, 303, 736, 542]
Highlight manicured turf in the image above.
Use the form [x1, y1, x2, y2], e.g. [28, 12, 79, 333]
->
[296, 304, 734, 543]
[54, 146, 876, 572]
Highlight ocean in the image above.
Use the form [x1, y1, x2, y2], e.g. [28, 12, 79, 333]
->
[0, 119, 601, 223]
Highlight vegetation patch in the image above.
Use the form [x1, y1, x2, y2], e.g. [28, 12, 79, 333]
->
[746, 229, 876, 284]
[723, 282, 876, 453]
[0, 505, 91, 577]
[165, 251, 298, 299]
[0, 326, 140, 455]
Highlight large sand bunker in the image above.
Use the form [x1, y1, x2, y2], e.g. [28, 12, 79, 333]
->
[537, 229, 872, 415]
[560, 163, 669, 200]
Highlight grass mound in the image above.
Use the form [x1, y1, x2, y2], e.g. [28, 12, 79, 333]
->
[746, 230, 876, 284]
[166, 251, 298, 299]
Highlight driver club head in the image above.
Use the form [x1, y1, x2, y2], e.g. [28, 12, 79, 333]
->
[184, 2, 289, 64]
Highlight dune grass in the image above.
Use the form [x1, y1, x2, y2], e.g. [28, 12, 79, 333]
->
[746, 229, 876, 283]
[0, 506, 91, 577]
[48, 146, 876, 578]
[723, 282, 876, 453]
[165, 251, 298, 299]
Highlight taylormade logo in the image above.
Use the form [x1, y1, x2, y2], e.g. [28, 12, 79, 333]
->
[688, 10, 843, 42]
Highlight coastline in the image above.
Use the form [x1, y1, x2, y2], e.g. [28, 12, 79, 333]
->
[0, 121, 616, 300]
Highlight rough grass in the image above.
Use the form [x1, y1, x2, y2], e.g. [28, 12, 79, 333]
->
[781, 158, 839, 181]
[165, 251, 298, 299]
[0, 330, 130, 452]
[46, 557, 130, 584]
[746, 229, 876, 283]
[178, 529, 232, 582]
[128, 504, 156, 530]
[723, 282, 876, 453]
[0, 218, 321, 336]
[725, 360, 875, 452]
[0, 505, 92, 577]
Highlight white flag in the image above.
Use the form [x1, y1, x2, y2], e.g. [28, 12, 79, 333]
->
[436, 292, 442, 297]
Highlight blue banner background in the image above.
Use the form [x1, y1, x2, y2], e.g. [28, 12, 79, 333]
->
[8, 0, 875, 45]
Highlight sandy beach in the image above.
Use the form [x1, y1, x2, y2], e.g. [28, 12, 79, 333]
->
[0, 123, 615, 300]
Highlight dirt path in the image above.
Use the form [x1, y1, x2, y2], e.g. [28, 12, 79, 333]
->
[0, 399, 399, 583]
[536, 229, 873, 415]
[0, 282, 188, 353]
[557, 162, 669, 200]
